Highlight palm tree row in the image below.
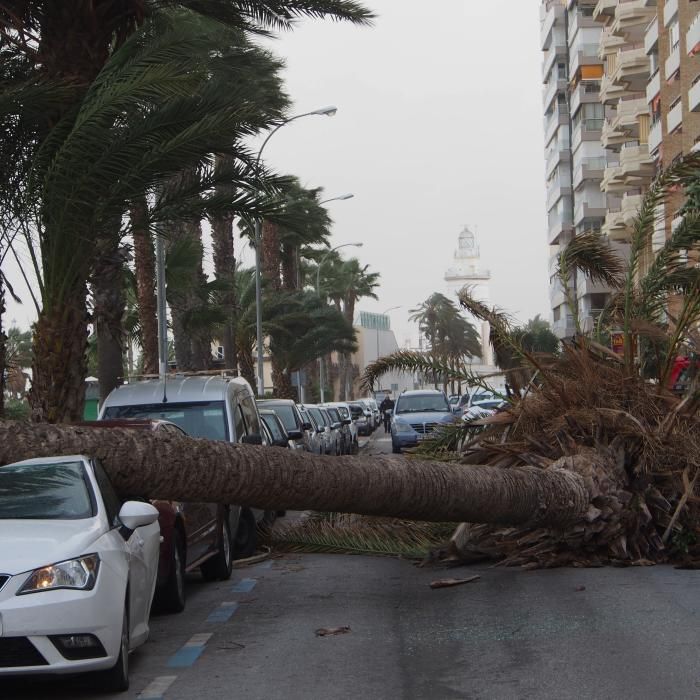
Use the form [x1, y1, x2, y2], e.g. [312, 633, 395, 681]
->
[0, 0, 374, 419]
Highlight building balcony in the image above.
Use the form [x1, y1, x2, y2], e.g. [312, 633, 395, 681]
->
[545, 141, 571, 177]
[688, 13, 700, 57]
[570, 44, 603, 79]
[569, 10, 600, 42]
[619, 141, 655, 182]
[600, 73, 628, 103]
[611, 96, 649, 134]
[611, 0, 657, 39]
[667, 98, 683, 134]
[601, 164, 627, 193]
[574, 200, 607, 226]
[602, 118, 626, 148]
[573, 157, 607, 189]
[570, 80, 601, 115]
[599, 26, 626, 60]
[648, 118, 662, 153]
[604, 192, 644, 240]
[665, 43, 681, 80]
[540, 4, 558, 50]
[602, 208, 626, 238]
[646, 68, 660, 103]
[546, 178, 572, 212]
[594, 0, 618, 23]
[645, 17, 659, 55]
[611, 46, 651, 85]
[572, 117, 604, 149]
[544, 106, 569, 146]
[543, 77, 567, 110]
[663, 0, 678, 29]
[548, 215, 574, 246]
[542, 43, 567, 81]
[690, 75, 700, 113]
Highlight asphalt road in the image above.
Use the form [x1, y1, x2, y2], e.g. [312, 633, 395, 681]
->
[4, 429, 700, 699]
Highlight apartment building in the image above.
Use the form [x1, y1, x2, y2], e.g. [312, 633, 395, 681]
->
[541, 0, 611, 337]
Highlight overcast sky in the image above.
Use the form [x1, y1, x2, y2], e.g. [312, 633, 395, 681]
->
[3, 1, 549, 345]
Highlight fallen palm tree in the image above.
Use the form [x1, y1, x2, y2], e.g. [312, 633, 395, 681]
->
[3, 158, 700, 569]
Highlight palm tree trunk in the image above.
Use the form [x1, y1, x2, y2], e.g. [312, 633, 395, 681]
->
[272, 364, 296, 400]
[130, 196, 158, 376]
[211, 156, 237, 370]
[238, 343, 256, 388]
[92, 231, 126, 404]
[0, 421, 589, 528]
[281, 243, 297, 291]
[29, 287, 89, 423]
[261, 221, 281, 291]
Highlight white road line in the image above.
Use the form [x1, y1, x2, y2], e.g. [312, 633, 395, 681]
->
[138, 675, 178, 699]
[184, 633, 212, 647]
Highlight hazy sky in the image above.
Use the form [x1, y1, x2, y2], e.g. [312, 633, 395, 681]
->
[248, 0, 550, 345]
[3, 1, 549, 346]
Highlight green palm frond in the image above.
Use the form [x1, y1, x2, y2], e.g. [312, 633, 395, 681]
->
[559, 231, 624, 289]
[265, 514, 455, 559]
[360, 350, 497, 393]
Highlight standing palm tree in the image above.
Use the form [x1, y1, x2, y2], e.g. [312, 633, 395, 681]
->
[1, 1, 373, 422]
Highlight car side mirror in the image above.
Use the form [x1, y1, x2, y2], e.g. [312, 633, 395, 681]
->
[287, 429, 303, 440]
[341, 418, 352, 426]
[274, 438, 289, 448]
[331, 422, 341, 430]
[118, 501, 159, 539]
[241, 433, 263, 445]
[316, 426, 325, 434]
[302, 422, 312, 431]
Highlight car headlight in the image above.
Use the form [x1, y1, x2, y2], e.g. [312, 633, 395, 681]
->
[393, 420, 413, 434]
[18, 554, 100, 595]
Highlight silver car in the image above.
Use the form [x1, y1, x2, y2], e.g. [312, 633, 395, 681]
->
[298, 404, 328, 455]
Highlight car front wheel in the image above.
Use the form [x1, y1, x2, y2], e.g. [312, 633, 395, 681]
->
[201, 517, 233, 581]
[232, 508, 258, 560]
[99, 607, 129, 692]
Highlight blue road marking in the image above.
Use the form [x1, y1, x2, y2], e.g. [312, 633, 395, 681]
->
[255, 560, 273, 570]
[232, 577, 257, 593]
[206, 601, 239, 623]
[167, 633, 211, 668]
[167, 645, 206, 668]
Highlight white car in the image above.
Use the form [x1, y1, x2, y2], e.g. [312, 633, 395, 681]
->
[0, 455, 160, 692]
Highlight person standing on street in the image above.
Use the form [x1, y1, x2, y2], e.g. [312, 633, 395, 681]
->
[379, 395, 395, 433]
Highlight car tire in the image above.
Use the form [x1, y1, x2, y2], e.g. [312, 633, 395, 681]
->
[100, 607, 129, 692]
[201, 517, 233, 581]
[155, 528, 186, 614]
[392, 443, 401, 454]
[232, 508, 257, 560]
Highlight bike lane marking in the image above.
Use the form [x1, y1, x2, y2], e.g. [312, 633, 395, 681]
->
[231, 577, 258, 592]
[166, 633, 212, 668]
[137, 675, 178, 700]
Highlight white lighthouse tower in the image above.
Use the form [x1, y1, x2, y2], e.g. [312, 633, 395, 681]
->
[444, 226, 495, 369]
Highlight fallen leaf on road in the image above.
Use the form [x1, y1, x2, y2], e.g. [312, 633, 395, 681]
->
[315, 626, 351, 637]
[429, 575, 480, 589]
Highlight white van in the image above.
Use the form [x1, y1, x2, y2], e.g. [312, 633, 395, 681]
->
[99, 375, 268, 559]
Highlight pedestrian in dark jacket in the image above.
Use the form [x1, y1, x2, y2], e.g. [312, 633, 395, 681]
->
[379, 396, 395, 433]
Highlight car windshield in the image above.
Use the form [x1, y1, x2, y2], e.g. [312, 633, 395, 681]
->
[348, 404, 363, 418]
[471, 392, 494, 404]
[336, 407, 350, 420]
[308, 407, 327, 427]
[396, 395, 450, 414]
[0, 461, 94, 520]
[104, 401, 228, 441]
[327, 408, 341, 423]
[261, 414, 286, 441]
[265, 404, 297, 432]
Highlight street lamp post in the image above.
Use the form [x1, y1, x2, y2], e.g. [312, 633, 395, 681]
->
[316, 241, 363, 403]
[376, 306, 401, 392]
[253, 106, 337, 398]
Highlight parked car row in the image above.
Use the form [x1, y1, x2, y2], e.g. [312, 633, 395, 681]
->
[0, 377, 385, 691]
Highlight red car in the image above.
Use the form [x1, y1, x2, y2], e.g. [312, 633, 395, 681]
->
[78, 420, 234, 613]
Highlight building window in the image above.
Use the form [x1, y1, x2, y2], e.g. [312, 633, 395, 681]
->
[670, 22, 680, 53]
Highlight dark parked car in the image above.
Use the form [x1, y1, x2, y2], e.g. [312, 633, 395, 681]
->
[79, 419, 233, 614]
[259, 409, 291, 448]
[256, 399, 309, 451]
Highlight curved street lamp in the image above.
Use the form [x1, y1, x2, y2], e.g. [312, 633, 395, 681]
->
[253, 106, 337, 397]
